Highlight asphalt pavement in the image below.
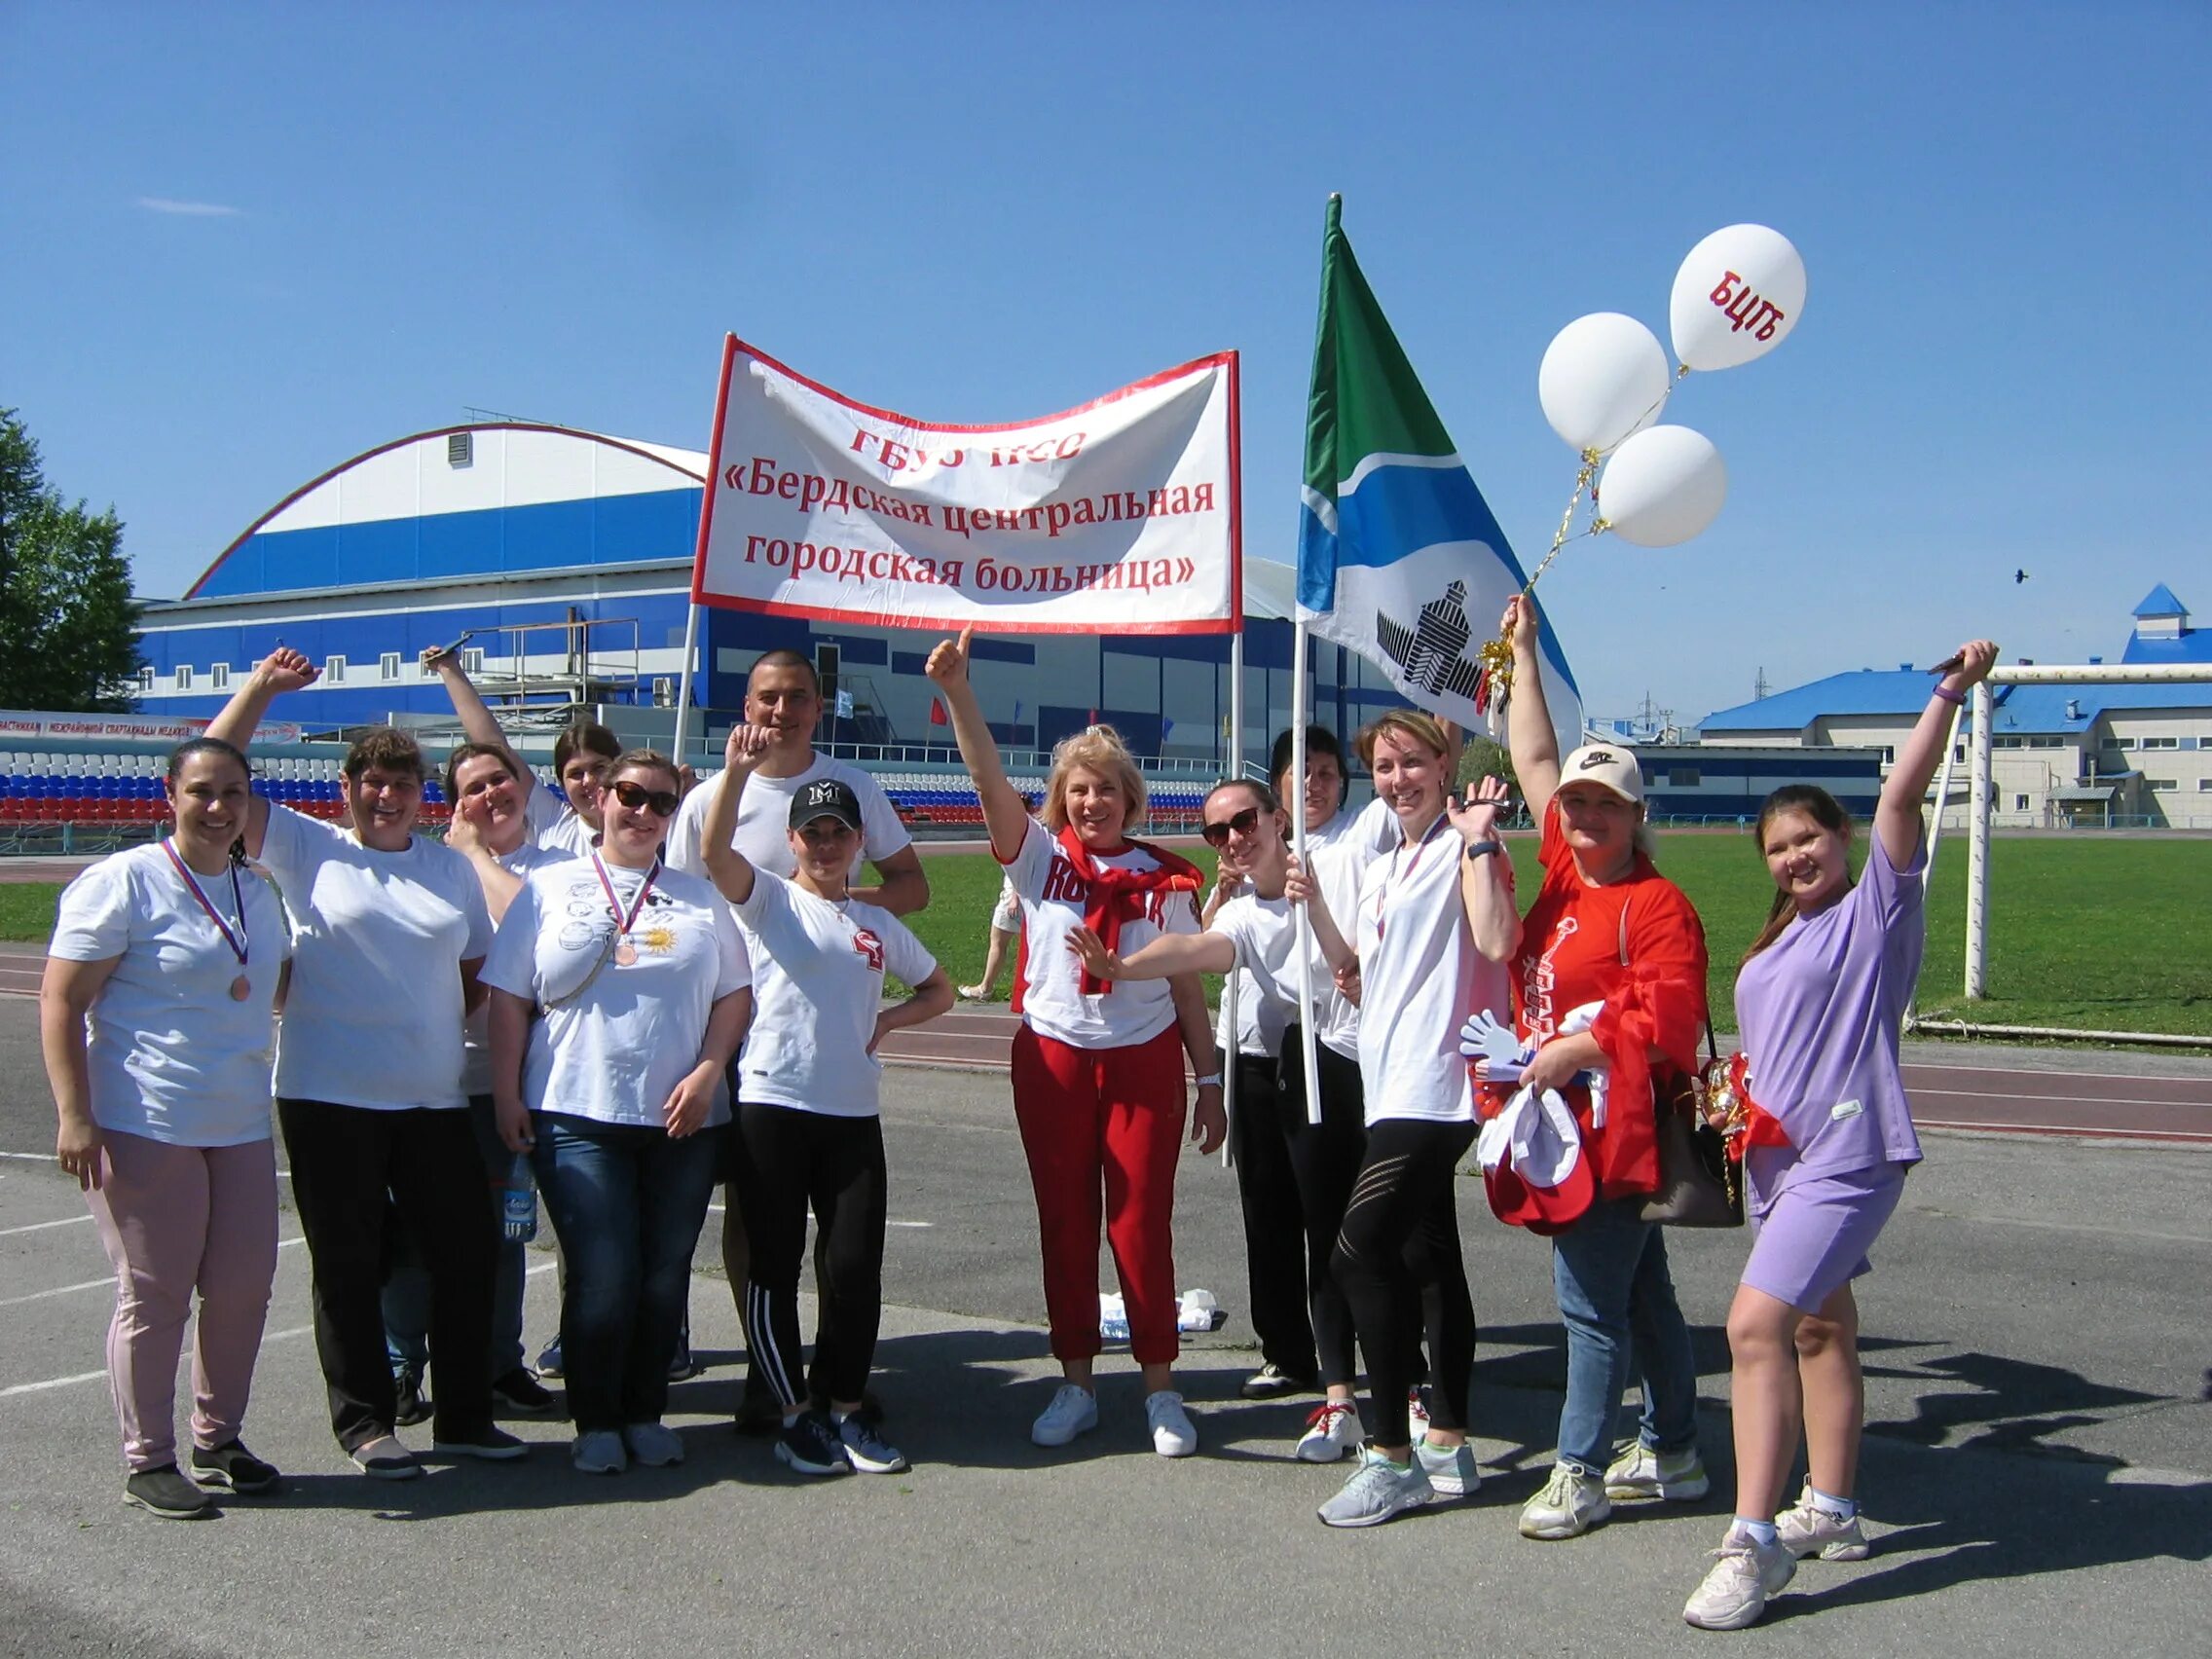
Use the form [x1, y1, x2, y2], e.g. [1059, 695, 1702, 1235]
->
[0, 997, 2207, 1657]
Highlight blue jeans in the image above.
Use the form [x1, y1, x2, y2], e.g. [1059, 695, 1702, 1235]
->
[532, 1112, 721, 1433]
[1550, 1193, 1700, 1473]
[383, 1095, 525, 1378]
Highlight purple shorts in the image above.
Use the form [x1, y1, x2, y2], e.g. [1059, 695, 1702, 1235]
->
[1741, 1161, 1906, 1315]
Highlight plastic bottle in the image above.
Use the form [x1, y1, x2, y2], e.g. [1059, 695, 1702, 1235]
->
[500, 1152, 537, 1243]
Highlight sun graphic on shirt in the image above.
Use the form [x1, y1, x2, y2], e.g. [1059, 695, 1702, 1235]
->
[637, 922, 679, 956]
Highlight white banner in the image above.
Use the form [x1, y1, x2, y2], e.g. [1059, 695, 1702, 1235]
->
[692, 338, 1241, 635]
[0, 709, 304, 744]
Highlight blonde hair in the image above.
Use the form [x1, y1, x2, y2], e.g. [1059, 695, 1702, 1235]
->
[1042, 724, 1147, 833]
[1354, 709, 1451, 767]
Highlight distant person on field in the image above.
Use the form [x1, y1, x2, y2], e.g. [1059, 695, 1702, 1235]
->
[1678, 639, 1998, 1633]
[959, 797, 1037, 1002]
[41, 737, 290, 1519]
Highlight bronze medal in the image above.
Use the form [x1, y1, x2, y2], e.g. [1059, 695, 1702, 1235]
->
[230, 974, 252, 1002]
[613, 940, 639, 967]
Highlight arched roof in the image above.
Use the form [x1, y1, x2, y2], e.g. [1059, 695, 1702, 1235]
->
[183, 423, 709, 601]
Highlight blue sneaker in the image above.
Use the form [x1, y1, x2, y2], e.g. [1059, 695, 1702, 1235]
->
[1317, 1443, 1435, 1529]
[774, 1411, 852, 1478]
[835, 1412, 908, 1474]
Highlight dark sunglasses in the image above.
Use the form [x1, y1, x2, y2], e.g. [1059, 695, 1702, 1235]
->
[609, 779, 681, 818]
[1200, 805, 1263, 848]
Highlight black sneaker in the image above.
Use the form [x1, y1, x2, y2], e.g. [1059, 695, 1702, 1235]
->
[667, 1345, 702, 1382]
[393, 1366, 433, 1427]
[350, 1436, 424, 1481]
[834, 1412, 908, 1474]
[1240, 1363, 1317, 1401]
[535, 1338, 565, 1380]
[773, 1411, 852, 1477]
[123, 1464, 215, 1519]
[431, 1425, 529, 1461]
[492, 1368, 557, 1415]
[190, 1440, 279, 1493]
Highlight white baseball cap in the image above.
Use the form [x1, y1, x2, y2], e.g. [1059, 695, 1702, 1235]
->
[1558, 744, 1644, 805]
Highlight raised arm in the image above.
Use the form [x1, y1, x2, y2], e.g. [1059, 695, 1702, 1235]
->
[203, 647, 318, 859]
[1064, 923, 1236, 983]
[1447, 774, 1522, 962]
[1878, 639, 1997, 871]
[423, 645, 519, 757]
[924, 626, 1029, 862]
[700, 723, 774, 906]
[1500, 595, 1562, 824]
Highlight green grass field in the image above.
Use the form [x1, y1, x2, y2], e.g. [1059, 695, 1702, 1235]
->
[7, 832, 2208, 1036]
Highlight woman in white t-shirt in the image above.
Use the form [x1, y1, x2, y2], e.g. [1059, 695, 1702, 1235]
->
[480, 749, 753, 1477]
[927, 627, 1225, 1459]
[41, 737, 290, 1520]
[207, 649, 516, 1481]
[1304, 709, 1508, 1529]
[699, 724, 952, 1478]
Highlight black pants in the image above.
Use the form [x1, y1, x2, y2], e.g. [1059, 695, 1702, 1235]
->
[1226, 1051, 1318, 1380]
[277, 1098, 498, 1453]
[726, 1102, 887, 1409]
[1330, 1117, 1478, 1448]
[1272, 1031, 1375, 1389]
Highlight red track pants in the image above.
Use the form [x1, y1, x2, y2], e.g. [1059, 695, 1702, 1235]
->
[1011, 1023, 1188, 1365]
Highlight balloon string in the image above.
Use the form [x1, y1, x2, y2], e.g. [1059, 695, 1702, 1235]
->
[1521, 455, 1598, 597]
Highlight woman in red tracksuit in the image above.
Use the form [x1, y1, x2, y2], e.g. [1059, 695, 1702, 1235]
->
[927, 627, 1226, 1458]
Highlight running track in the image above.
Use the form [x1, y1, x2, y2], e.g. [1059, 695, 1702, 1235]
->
[6, 942, 2204, 1147]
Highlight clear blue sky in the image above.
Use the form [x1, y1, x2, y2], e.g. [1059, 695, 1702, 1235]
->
[5, 1, 2206, 724]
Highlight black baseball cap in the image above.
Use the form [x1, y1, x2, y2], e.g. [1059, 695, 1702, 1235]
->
[790, 776, 864, 832]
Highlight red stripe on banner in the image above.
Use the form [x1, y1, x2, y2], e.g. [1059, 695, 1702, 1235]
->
[726, 336, 1238, 436]
[691, 334, 742, 607]
[687, 589, 1240, 637]
[1224, 349, 1244, 634]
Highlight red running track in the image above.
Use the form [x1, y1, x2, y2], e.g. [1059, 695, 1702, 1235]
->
[3, 944, 2205, 1145]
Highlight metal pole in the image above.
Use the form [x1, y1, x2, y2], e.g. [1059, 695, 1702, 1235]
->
[1290, 622, 1321, 1125]
[1219, 623, 1246, 1164]
[1965, 681, 1993, 1000]
[1922, 700, 1965, 887]
[670, 603, 702, 770]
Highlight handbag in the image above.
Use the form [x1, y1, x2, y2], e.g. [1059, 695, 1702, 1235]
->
[1639, 1020, 1745, 1228]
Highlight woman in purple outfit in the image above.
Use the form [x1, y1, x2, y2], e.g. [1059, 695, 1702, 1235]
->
[1681, 637, 1997, 1632]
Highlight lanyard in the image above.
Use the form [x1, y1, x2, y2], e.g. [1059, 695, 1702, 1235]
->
[161, 839, 249, 969]
[1375, 812, 1451, 941]
[591, 851, 660, 961]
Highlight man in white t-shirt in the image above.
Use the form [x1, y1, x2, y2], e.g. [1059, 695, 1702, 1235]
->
[660, 648, 929, 1425]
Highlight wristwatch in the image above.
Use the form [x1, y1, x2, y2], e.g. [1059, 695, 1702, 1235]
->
[1463, 839, 1503, 861]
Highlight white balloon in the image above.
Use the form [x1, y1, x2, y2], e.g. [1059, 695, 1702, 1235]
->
[1597, 425, 1727, 547]
[1536, 312, 1672, 455]
[1670, 225, 1806, 372]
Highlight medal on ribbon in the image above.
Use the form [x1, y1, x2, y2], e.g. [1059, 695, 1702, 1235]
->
[591, 851, 660, 969]
[161, 839, 253, 1001]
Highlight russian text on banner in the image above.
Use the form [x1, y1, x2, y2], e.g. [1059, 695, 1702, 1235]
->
[691, 338, 1241, 635]
[1296, 199, 1583, 752]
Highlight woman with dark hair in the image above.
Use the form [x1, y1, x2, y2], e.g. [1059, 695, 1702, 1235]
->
[481, 749, 752, 1475]
[701, 725, 951, 1477]
[1462, 596, 1709, 1544]
[927, 627, 1224, 1457]
[206, 649, 519, 1480]
[40, 737, 289, 1518]
[1680, 639, 1996, 1631]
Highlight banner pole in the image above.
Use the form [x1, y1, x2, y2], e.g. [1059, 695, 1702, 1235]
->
[670, 602, 702, 770]
[1219, 561, 1247, 1165]
[1291, 621, 1320, 1126]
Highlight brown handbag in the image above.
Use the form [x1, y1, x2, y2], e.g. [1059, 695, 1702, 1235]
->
[1640, 1021, 1745, 1228]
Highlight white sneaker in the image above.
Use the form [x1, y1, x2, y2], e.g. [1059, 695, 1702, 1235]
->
[1146, 1389, 1198, 1457]
[571, 1430, 627, 1474]
[1776, 1484, 1871, 1560]
[622, 1421, 684, 1467]
[1415, 1439, 1483, 1498]
[1604, 1441, 1711, 1502]
[1519, 1462, 1610, 1539]
[1030, 1383, 1099, 1447]
[1295, 1401, 1364, 1463]
[956, 983, 987, 1001]
[1683, 1531, 1797, 1630]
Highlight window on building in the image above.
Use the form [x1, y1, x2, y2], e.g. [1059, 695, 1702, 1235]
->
[1953, 745, 1966, 761]
[461, 647, 486, 674]
[1881, 746, 1896, 763]
[2013, 793, 2029, 811]
[325, 654, 347, 683]
[1993, 736, 2023, 749]
[209, 663, 230, 689]
[2027, 736, 2062, 750]
[2198, 779, 2212, 792]
[2139, 735, 2179, 750]
[2109, 736, 2136, 750]
[137, 667, 155, 691]
[1669, 767, 1702, 787]
[2147, 778, 2177, 793]
[448, 431, 473, 468]
[380, 651, 402, 682]
[174, 665, 193, 689]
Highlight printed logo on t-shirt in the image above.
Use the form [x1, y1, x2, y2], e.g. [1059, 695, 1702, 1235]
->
[1829, 1098, 1863, 1123]
[635, 920, 679, 956]
[853, 927, 884, 971]
[1039, 857, 1170, 923]
[1523, 914, 1578, 1041]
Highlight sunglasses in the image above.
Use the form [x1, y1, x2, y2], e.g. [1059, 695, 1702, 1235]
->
[609, 779, 681, 818]
[1200, 805, 1263, 848]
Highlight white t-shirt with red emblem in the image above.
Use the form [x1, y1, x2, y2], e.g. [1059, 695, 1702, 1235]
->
[1005, 817, 1200, 1051]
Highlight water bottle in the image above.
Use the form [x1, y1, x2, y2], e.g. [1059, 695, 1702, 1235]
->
[500, 1152, 537, 1243]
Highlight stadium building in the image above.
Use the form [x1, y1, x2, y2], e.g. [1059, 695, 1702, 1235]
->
[129, 422, 1411, 768]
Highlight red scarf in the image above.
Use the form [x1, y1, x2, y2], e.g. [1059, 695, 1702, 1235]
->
[1055, 825, 1202, 994]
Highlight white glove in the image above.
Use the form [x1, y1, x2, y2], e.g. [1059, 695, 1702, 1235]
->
[1459, 1008, 1530, 1085]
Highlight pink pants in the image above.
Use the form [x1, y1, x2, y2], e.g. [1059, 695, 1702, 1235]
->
[84, 1131, 279, 1472]
[1011, 1024, 1188, 1366]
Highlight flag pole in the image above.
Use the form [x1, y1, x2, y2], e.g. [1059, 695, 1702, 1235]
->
[670, 601, 702, 769]
[1219, 524, 1247, 1165]
[1291, 621, 1321, 1126]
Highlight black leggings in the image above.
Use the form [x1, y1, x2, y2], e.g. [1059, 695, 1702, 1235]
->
[1272, 1031, 1374, 1388]
[725, 1102, 887, 1410]
[1330, 1117, 1478, 1448]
